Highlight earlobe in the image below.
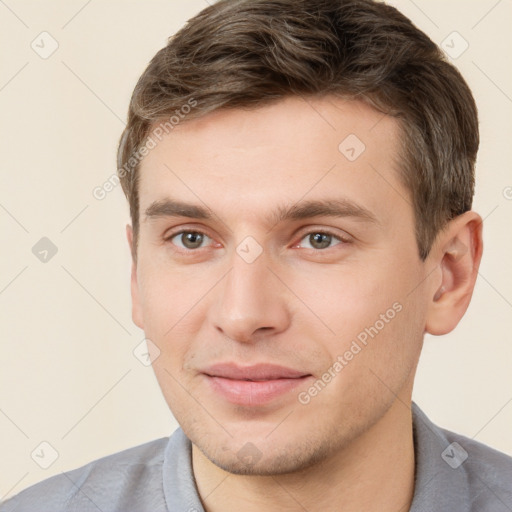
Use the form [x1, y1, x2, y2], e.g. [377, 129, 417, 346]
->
[425, 212, 483, 336]
[126, 224, 144, 330]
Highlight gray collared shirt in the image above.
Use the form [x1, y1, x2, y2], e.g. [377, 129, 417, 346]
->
[2, 403, 511, 511]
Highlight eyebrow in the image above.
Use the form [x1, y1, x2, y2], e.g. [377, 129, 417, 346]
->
[144, 197, 378, 226]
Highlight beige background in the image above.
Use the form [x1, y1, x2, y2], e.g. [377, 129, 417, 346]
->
[1, 0, 511, 500]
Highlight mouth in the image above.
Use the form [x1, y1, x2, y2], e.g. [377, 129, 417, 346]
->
[201, 363, 313, 406]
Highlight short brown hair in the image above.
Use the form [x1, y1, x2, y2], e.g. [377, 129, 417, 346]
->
[117, 0, 478, 260]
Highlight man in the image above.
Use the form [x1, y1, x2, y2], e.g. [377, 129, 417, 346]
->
[3, 0, 511, 510]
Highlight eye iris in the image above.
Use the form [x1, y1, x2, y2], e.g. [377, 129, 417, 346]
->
[309, 233, 331, 249]
[182, 232, 204, 249]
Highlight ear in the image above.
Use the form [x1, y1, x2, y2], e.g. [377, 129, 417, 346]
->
[126, 224, 144, 330]
[425, 211, 483, 336]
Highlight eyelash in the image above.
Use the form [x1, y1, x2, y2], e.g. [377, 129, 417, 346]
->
[165, 230, 215, 251]
[165, 228, 351, 252]
[294, 230, 350, 250]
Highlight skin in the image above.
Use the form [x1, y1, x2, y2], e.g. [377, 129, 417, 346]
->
[127, 96, 483, 512]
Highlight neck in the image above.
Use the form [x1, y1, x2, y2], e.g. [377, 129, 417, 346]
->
[192, 399, 416, 512]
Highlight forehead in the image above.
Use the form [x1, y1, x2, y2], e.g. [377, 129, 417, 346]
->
[137, 96, 409, 225]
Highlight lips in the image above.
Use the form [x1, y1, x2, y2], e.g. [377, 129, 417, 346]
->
[201, 363, 312, 406]
[203, 362, 309, 380]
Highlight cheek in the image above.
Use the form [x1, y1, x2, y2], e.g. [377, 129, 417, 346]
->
[294, 299, 423, 428]
[135, 256, 230, 392]
[287, 257, 417, 339]
[286, 255, 425, 383]
[136, 251, 212, 336]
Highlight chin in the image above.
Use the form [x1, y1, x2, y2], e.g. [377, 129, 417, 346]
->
[194, 429, 340, 476]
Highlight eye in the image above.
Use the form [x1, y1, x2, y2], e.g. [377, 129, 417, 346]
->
[168, 230, 212, 250]
[298, 231, 345, 250]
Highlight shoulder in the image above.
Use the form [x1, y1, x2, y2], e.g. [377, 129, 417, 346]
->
[412, 403, 512, 511]
[440, 426, 512, 508]
[0, 437, 170, 512]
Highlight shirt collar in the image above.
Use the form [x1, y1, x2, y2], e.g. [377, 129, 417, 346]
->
[162, 403, 471, 512]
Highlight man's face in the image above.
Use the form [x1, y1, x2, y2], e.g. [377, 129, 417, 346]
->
[131, 96, 430, 475]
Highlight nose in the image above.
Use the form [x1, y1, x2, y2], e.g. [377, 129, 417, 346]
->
[209, 250, 291, 343]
